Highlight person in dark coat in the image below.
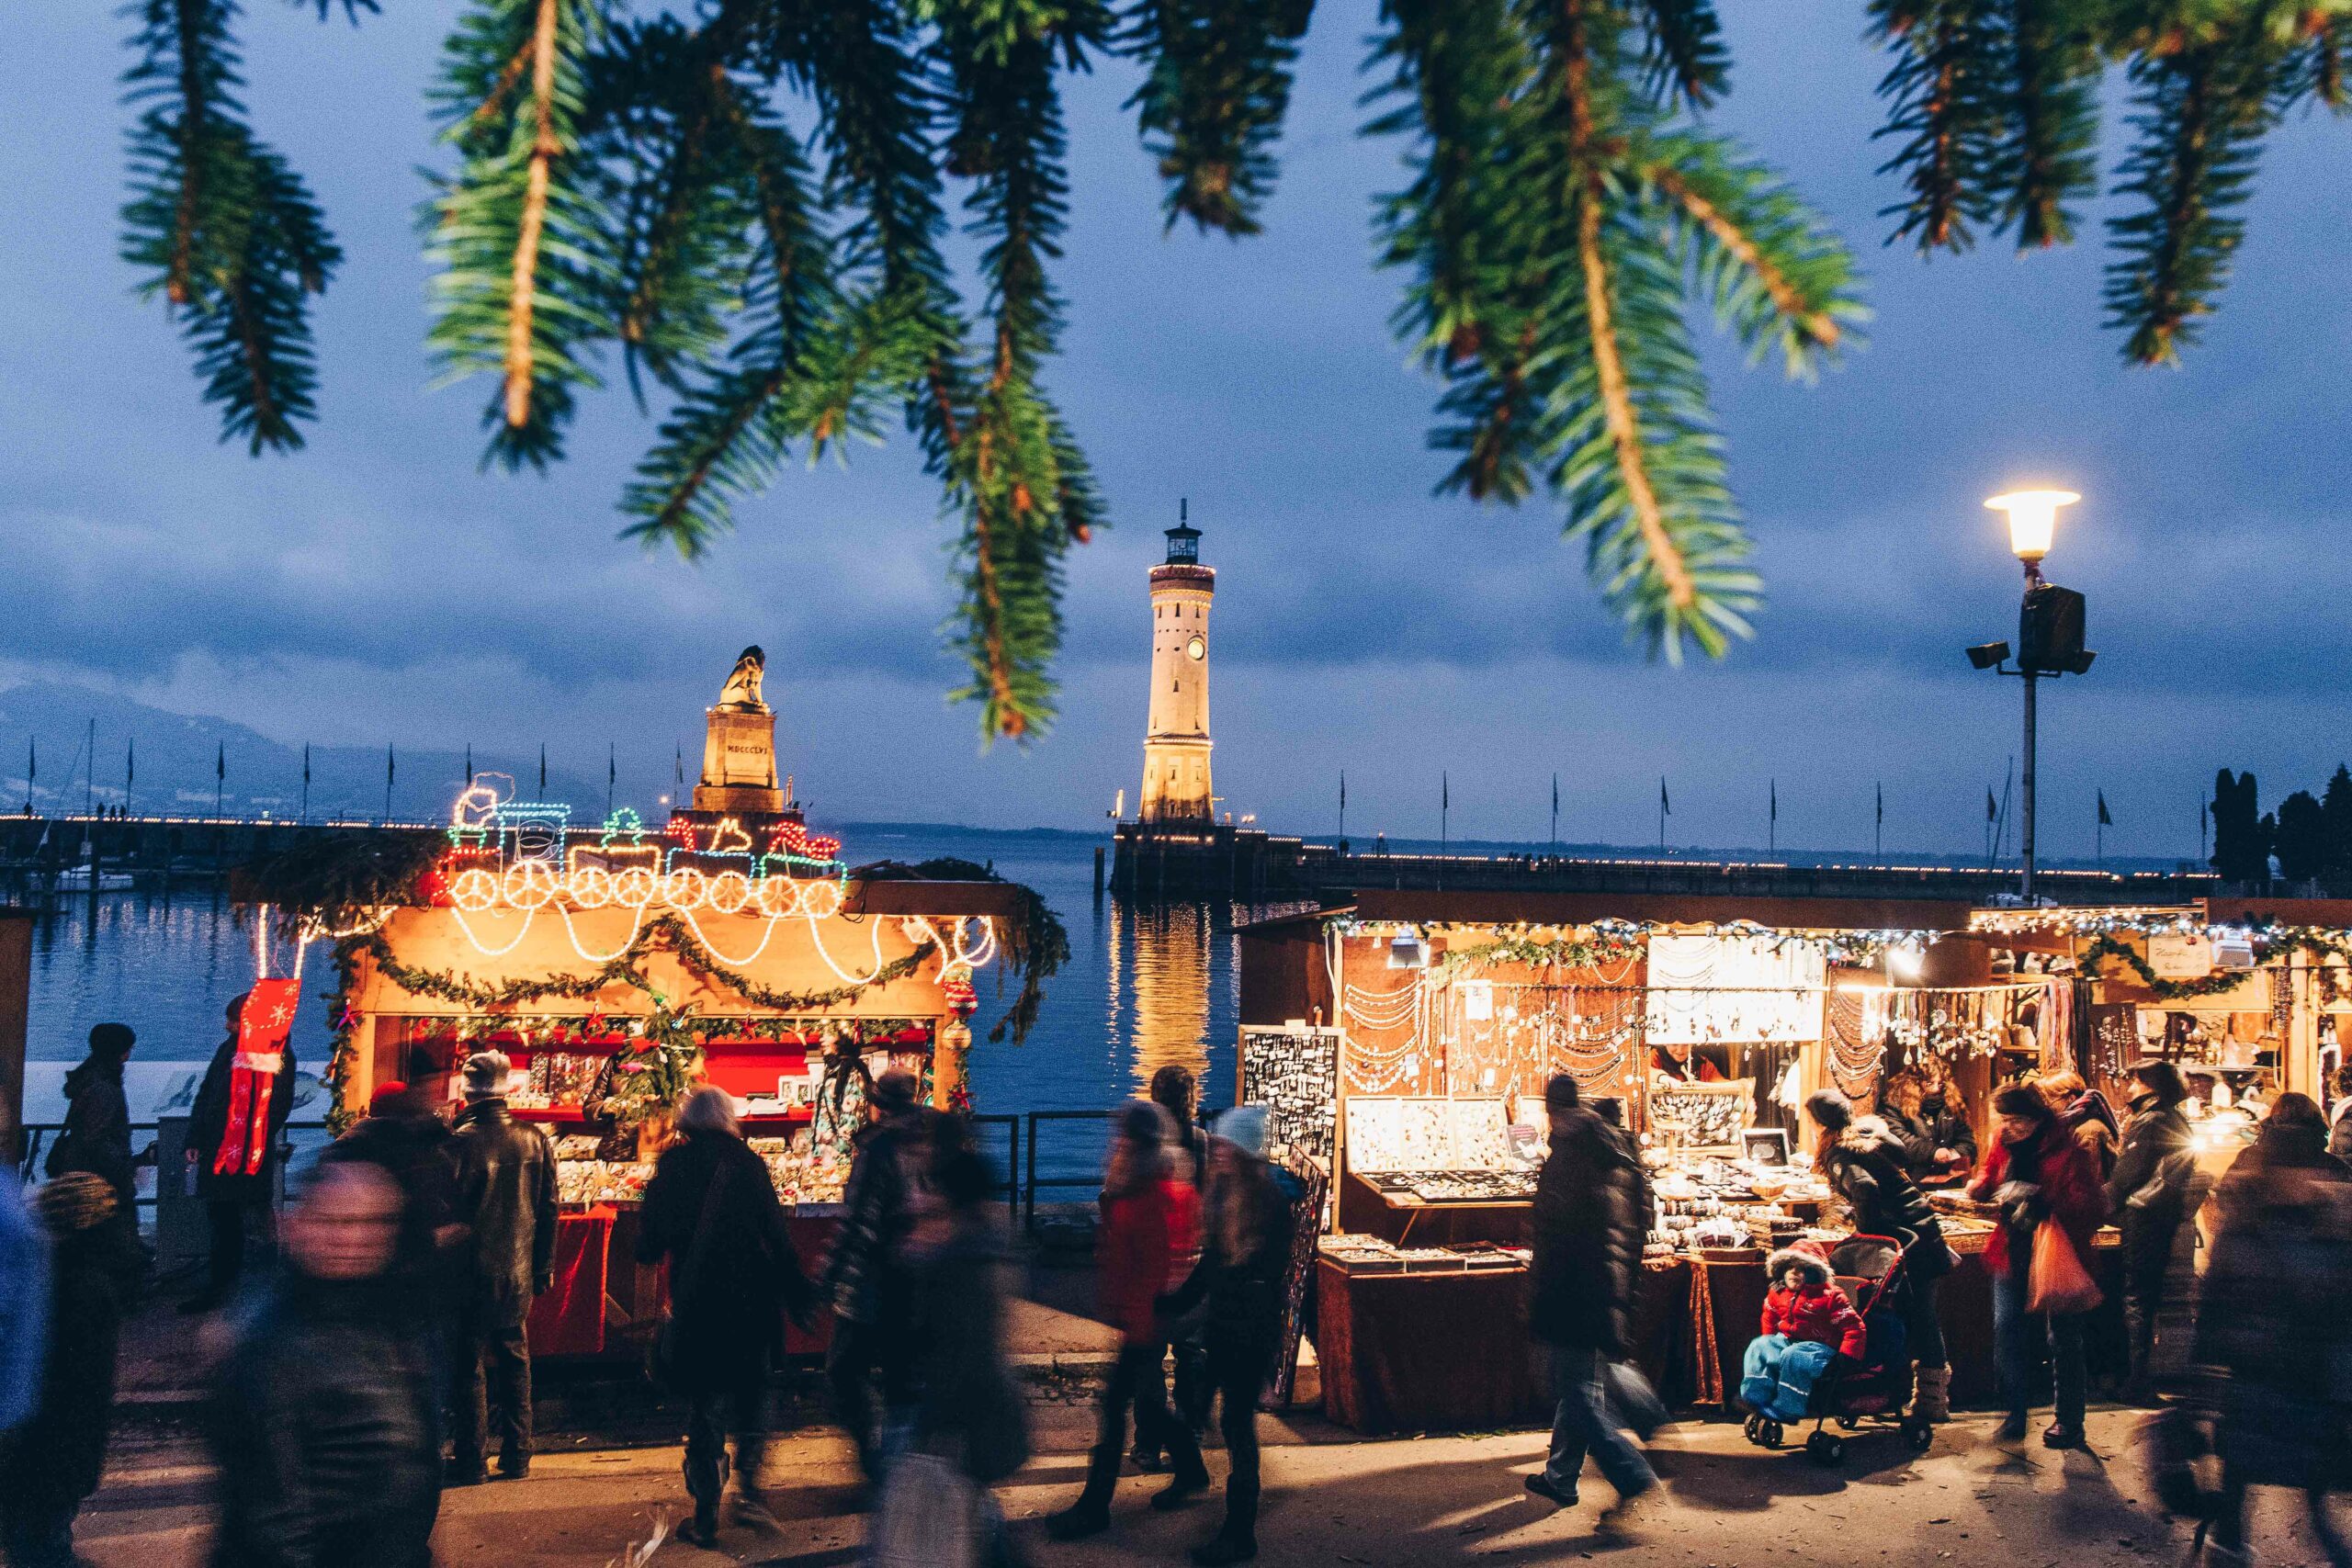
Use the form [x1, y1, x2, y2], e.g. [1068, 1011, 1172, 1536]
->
[0, 1175, 140, 1568]
[323, 1082, 458, 1288]
[184, 997, 299, 1314]
[636, 1087, 813, 1546]
[2197, 1093, 2352, 1568]
[47, 1024, 136, 1207]
[903, 1147, 1029, 1568]
[2327, 1063, 2352, 1166]
[1970, 1083, 2109, 1449]
[1525, 1073, 1655, 1515]
[1156, 1116, 1294, 1566]
[203, 1160, 439, 1568]
[822, 1068, 938, 1486]
[1807, 1089, 1956, 1421]
[2103, 1061, 2195, 1394]
[445, 1050, 556, 1484]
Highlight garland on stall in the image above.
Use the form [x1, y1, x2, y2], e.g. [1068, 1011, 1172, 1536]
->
[322, 914, 936, 1127]
[598, 1000, 706, 1131]
[2080, 928, 2352, 1004]
[1433, 931, 1643, 976]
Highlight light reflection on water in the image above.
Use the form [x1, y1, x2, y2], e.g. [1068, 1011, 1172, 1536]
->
[16, 828, 1239, 1183]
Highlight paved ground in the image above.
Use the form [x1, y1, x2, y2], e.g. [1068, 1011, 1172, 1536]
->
[74, 1405, 2352, 1568]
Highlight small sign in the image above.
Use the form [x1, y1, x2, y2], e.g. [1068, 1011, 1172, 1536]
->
[2148, 932, 2213, 980]
[1463, 980, 1493, 1021]
[1742, 1127, 1791, 1167]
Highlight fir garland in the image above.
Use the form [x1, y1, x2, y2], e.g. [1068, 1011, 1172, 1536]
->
[1433, 932, 1643, 976]
[598, 1002, 707, 1131]
[2082, 928, 2352, 1003]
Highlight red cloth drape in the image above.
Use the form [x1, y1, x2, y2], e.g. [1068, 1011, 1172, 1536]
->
[528, 1208, 614, 1357]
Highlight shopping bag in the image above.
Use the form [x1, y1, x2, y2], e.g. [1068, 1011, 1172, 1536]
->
[1602, 1359, 1668, 1440]
[870, 1452, 980, 1568]
[2026, 1223, 2102, 1315]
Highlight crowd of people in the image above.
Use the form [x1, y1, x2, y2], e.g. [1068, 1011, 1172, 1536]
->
[12, 1014, 2352, 1568]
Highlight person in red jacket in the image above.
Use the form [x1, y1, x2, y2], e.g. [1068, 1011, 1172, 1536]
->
[1970, 1083, 2109, 1449]
[1758, 1241, 1868, 1360]
[1048, 1102, 1208, 1540]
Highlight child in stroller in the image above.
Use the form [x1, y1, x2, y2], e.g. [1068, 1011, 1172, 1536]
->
[1741, 1235, 1932, 1464]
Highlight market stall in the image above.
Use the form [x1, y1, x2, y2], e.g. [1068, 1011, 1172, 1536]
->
[243, 656, 1058, 1359]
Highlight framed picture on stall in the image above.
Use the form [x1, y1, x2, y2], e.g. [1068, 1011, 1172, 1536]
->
[1741, 1127, 1791, 1167]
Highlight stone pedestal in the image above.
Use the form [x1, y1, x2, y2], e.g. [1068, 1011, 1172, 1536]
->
[694, 706, 785, 816]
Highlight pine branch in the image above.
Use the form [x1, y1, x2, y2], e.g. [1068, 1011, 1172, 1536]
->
[425, 0, 614, 470]
[1629, 0, 1729, 107]
[1123, 0, 1312, 234]
[2104, 29, 2280, 366]
[1990, 0, 2101, 248]
[1867, 0, 2007, 253]
[1644, 134, 1867, 376]
[121, 0, 341, 452]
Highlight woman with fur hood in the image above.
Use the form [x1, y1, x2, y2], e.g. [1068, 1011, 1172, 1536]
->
[1807, 1090, 1956, 1421]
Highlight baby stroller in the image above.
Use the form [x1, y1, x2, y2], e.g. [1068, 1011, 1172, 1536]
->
[1741, 1235, 1934, 1465]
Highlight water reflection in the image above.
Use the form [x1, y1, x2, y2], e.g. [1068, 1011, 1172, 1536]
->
[1114, 899, 1217, 1097]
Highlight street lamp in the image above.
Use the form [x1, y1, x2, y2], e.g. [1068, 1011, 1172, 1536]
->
[1969, 489, 2096, 904]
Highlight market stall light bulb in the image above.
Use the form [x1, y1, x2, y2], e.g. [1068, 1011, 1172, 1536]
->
[1984, 489, 2078, 562]
[1885, 942, 1925, 982]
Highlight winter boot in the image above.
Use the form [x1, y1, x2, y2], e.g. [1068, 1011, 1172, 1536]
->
[1912, 1366, 1952, 1424]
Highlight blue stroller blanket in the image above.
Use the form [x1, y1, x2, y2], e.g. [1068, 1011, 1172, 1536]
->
[1740, 1335, 1837, 1423]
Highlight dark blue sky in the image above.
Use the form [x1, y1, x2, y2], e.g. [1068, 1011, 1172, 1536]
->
[3, 6, 2347, 855]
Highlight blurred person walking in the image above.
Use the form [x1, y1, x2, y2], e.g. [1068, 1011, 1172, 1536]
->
[886, 1146, 1029, 1568]
[1142, 1064, 1211, 1461]
[2037, 1068, 2120, 1179]
[1155, 1111, 1295, 1566]
[637, 1087, 813, 1546]
[0, 1181, 43, 1439]
[183, 997, 298, 1314]
[1806, 1089, 1956, 1421]
[825, 1068, 936, 1489]
[2196, 1093, 2352, 1568]
[2104, 1062, 2196, 1396]
[0, 1175, 140, 1568]
[203, 1161, 439, 1568]
[1524, 1074, 1656, 1517]
[1971, 1083, 2109, 1449]
[1046, 1102, 1205, 1540]
[47, 1025, 138, 1216]
[446, 1050, 557, 1485]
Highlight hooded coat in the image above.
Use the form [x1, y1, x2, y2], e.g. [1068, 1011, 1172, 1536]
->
[1759, 1244, 1868, 1360]
[48, 1054, 133, 1205]
[1529, 1105, 1646, 1355]
[1818, 1116, 1953, 1279]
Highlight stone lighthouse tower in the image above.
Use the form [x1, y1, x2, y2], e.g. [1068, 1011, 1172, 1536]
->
[1140, 504, 1214, 823]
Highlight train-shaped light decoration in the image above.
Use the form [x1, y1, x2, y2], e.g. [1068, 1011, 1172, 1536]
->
[430, 777, 850, 917]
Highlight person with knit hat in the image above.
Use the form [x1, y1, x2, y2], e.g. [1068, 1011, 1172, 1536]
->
[1807, 1088, 1955, 1421]
[1, 1174, 139, 1568]
[1047, 1100, 1207, 1540]
[445, 1049, 556, 1483]
[47, 1024, 136, 1213]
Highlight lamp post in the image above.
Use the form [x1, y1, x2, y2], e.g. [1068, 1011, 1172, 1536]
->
[1967, 490, 2094, 904]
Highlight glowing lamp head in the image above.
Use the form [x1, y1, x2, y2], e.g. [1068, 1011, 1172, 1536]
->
[1984, 490, 2078, 563]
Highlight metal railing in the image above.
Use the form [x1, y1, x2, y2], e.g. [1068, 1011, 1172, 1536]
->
[16, 1120, 334, 1208]
[1022, 1109, 1120, 1228]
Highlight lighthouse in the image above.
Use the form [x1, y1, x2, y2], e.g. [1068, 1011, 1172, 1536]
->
[1140, 504, 1215, 823]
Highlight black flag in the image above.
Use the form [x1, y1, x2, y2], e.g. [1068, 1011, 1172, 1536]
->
[216, 741, 225, 782]
[1442, 772, 1449, 811]
[466, 742, 474, 784]
[2098, 790, 2113, 827]
[1986, 788, 1998, 822]
[125, 738, 134, 790]
[674, 742, 684, 787]
[302, 744, 311, 784]
[1770, 779, 1777, 822]
[538, 744, 547, 794]
[1660, 777, 1670, 814]
[387, 744, 395, 785]
[1875, 782, 1883, 827]
[1340, 770, 1346, 812]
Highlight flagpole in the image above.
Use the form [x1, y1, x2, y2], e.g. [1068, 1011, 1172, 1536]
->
[125, 738, 134, 818]
[86, 718, 96, 819]
[1339, 769, 1347, 846]
[384, 744, 395, 824]
[300, 744, 311, 824]
[1550, 773, 1559, 862]
[1658, 776, 1668, 855]
[1769, 778, 1776, 858]
[1874, 781, 1883, 860]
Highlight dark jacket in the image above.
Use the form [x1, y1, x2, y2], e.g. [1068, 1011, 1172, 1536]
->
[1888, 1095, 1977, 1182]
[1968, 1118, 2108, 1280]
[447, 1101, 557, 1326]
[322, 1111, 458, 1307]
[2196, 1123, 2352, 1487]
[635, 1129, 811, 1392]
[823, 1109, 935, 1326]
[2105, 1096, 2193, 1223]
[1819, 1117, 1952, 1279]
[190, 1035, 298, 1201]
[2329, 1100, 2352, 1168]
[908, 1219, 1029, 1484]
[49, 1055, 134, 1204]
[1529, 1107, 1645, 1355]
[204, 1273, 439, 1568]
[0, 1208, 141, 1518]
[1160, 1159, 1293, 1369]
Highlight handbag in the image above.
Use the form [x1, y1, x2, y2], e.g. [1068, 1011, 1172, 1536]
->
[648, 1156, 734, 1389]
[871, 1451, 980, 1568]
[2026, 1221, 2102, 1315]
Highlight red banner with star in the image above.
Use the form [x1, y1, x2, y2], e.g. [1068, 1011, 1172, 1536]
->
[214, 976, 300, 1178]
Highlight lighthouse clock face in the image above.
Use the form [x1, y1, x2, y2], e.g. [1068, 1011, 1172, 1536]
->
[1186, 634, 1205, 661]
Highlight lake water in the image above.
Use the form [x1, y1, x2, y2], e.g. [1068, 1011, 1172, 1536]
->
[17, 826, 1238, 1185]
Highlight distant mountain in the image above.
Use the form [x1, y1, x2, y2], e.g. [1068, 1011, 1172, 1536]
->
[0, 682, 612, 822]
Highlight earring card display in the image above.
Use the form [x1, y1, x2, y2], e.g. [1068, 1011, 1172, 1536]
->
[1268, 1159, 1330, 1407]
[1238, 1026, 1340, 1176]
